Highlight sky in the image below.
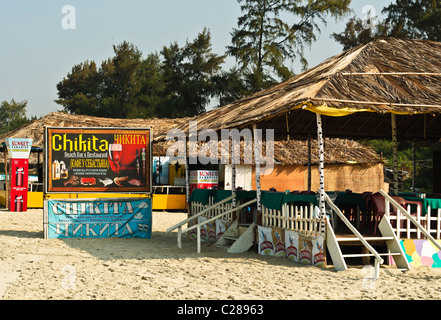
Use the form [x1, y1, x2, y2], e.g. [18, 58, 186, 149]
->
[0, 0, 392, 118]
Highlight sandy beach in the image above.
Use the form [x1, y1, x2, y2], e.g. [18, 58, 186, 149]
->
[0, 207, 440, 300]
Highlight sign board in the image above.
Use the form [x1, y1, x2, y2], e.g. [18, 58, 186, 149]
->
[44, 127, 152, 193]
[189, 170, 218, 193]
[5, 138, 33, 159]
[258, 226, 325, 268]
[44, 197, 152, 239]
[8, 158, 29, 211]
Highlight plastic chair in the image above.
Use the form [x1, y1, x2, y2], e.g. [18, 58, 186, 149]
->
[361, 192, 373, 228]
[371, 195, 421, 236]
[300, 191, 316, 195]
[392, 196, 422, 233]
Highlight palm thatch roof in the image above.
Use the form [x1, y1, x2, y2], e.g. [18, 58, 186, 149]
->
[0, 112, 381, 165]
[0, 112, 190, 160]
[158, 138, 382, 165]
[163, 38, 441, 141]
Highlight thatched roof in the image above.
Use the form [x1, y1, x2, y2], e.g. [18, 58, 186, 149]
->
[163, 38, 441, 141]
[157, 138, 381, 165]
[0, 112, 381, 165]
[0, 112, 190, 153]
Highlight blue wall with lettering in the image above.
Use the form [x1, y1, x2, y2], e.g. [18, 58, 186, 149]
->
[45, 198, 152, 239]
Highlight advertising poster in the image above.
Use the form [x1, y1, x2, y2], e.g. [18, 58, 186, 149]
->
[258, 226, 274, 256]
[5, 138, 32, 212]
[45, 127, 151, 193]
[285, 230, 299, 262]
[189, 170, 218, 193]
[8, 158, 29, 212]
[44, 197, 152, 239]
[153, 156, 170, 185]
[5, 138, 33, 159]
[258, 226, 324, 268]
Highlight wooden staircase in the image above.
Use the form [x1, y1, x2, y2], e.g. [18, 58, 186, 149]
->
[326, 218, 410, 273]
[324, 193, 410, 278]
[215, 220, 256, 253]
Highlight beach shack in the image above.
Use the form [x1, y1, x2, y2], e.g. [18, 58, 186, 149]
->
[0, 112, 190, 211]
[165, 38, 441, 276]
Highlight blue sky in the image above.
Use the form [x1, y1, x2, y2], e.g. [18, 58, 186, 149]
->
[0, 0, 391, 118]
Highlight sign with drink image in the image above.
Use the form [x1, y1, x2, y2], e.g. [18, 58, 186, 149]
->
[45, 127, 152, 193]
[5, 138, 33, 212]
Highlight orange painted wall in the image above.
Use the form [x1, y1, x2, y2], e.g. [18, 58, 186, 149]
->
[252, 163, 384, 193]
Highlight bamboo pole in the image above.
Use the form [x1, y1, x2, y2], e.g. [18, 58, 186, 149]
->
[307, 97, 441, 109]
[253, 124, 262, 225]
[307, 135, 312, 191]
[232, 162, 236, 208]
[412, 139, 416, 193]
[391, 113, 398, 195]
[316, 114, 326, 235]
[341, 72, 441, 76]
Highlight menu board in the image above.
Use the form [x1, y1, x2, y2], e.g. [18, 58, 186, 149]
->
[44, 127, 152, 193]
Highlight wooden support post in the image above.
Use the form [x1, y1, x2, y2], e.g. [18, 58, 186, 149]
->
[391, 113, 398, 195]
[4, 147, 8, 211]
[232, 163, 236, 208]
[307, 135, 312, 191]
[412, 139, 416, 193]
[185, 153, 190, 213]
[253, 124, 262, 225]
[316, 114, 326, 234]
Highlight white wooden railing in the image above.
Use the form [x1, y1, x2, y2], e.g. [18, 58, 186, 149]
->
[166, 194, 236, 249]
[262, 202, 324, 237]
[325, 193, 384, 279]
[182, 198, 257, 253]
[190, 196, 234, 221]
[385, 198, 441, 240]
[380, 190, 441, 252]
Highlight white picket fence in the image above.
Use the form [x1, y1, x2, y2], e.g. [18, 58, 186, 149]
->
[190, 194, 324, 237]
[262, 202, 324, 237]
[389, 203, 441, 240]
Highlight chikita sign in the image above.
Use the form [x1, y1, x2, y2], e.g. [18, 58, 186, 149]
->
[44, 127, 152, 193]
[44, 197, 152, 239]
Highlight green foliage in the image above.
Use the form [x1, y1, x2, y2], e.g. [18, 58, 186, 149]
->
[227, 0, 351, 92]
[0, 99, 36, 135]
[157, 28, 225, 117]
[331, 16, 390, 50]
[56, 30, 225, 119]
[362, 139, 433, 193]
[383, 0, 441, 41]
[332, 0, 441, 50]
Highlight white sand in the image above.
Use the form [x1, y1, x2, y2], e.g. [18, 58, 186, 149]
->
[0, 208, 440, 300]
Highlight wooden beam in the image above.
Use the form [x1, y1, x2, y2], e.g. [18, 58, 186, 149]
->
[391, 113, 398, 195]
[316, 114, 326, 234]
[341, 72, 441, 76]
[253, 124, 262, 224]
[308, 97, 441, 109]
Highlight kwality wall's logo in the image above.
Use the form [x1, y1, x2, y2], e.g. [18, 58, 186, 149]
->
[165, 121, 274, 175]
[5, 138, 33, 159]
